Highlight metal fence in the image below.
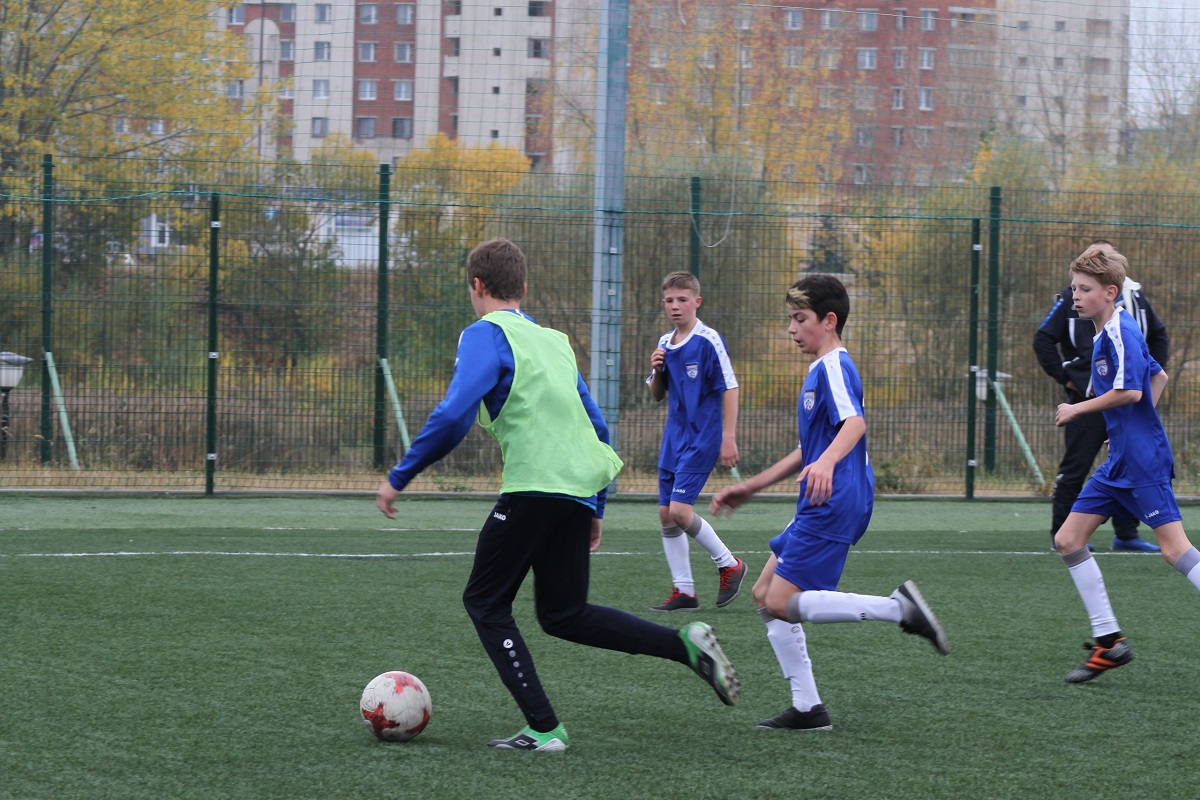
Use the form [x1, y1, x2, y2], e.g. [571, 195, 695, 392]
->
[4, 155, 1200, 498]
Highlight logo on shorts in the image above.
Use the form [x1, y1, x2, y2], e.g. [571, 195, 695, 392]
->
[686, 362, 699, 380]
[803, 389, 816, 412]
[1095, 357, 1109, 377]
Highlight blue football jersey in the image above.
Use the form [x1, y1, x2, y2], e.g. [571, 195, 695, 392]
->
[1091, 307, 1174, 487]
[646, 320, 738, 473]
[791, 348, 874, 544]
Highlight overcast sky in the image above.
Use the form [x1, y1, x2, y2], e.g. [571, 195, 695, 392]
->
[1128, 2, 1200, 118]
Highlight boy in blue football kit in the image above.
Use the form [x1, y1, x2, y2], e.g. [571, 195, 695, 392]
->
[647, 272, 747, 611]
[1052, 244, 1200, 683]
[377, 239, 740, 751]
[711, 274, 948, 731]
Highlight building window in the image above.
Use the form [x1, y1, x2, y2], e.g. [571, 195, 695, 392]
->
[114, 118, 130, 134]
[355, 117, 377, 138]
[397, 3, 415, 24]
[446, 0, 462, 13]
[786, 87, 799, 108]
[529, 1, 548, 17]
[1054, 56, 1065, 69]
[492, 86, 500, 94]
[697, 48, 715, 69]
[315, 41, 331, 61]
[853, 164, 870, 184]
[859, 9, 878, 31]
[739, 46, 752, 69]
[820, 9, 840, 29]
[528, 38, 549, 59]
[784, 8, 803, 30]
[1087, 57, 1109, 74]
[1055, 20, 1066, 32]
[494, 7, 502, 15]
[1087, 19, 1112, 37]
[918, 87, 933, 110]
[358, 79, 377, 101]
[855, 126, 875, 147]
[394, 79, 414, 101]
[1016, 95, 1026, 108]
[1017, 20, 1029, 31]
[735, 8, 752, 30]
[492, 46, 500, 56]
[313, 79, 330, 100]
[228, 5, 244, 25]
[738, 87, 752, 106]
[857, 49, 877, 70]
[490, 129, 500, 139]
[280, 3, 295, 22]
[395, 42, 414, 63]
[914, 127, 931, 148]
[785, 46, 804, 68]
[649, 45, 667, 69]
[892, 126, 904, 147]
[895, 8, 906, 30]
[819, 50, 839, 69]
[392, 117, 413, 138]
[360, 4, 378, 24]
[818, 86, 836, 109]
[920, 8, 935, 31]
[359, 42, 377, 62]
[280, 40, 294, 61]
[1016, 56, 1028, 68]
[312, 117, 328, 137]
[695, 86, 713, 105]
[892, 87, 905, 109]
[919, 47, 935, 70]
[149, 119, 167, 135]
[1087, 95, 1110, 114]
[315, 3, 331, 23]
[279, 85, 294, 100]
[894, 48, 906, 69]
[855, 86, 875, 110]
[225, 80, 244, 99]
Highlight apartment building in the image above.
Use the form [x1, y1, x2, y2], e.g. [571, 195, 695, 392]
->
[995, 0, 1130, 171]
[231, 0, 555, 166]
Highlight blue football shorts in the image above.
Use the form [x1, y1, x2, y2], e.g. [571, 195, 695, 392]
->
[1073, 479, 1183, 528]
[657, 468, 710, 507]
[768, 523, 851, 591]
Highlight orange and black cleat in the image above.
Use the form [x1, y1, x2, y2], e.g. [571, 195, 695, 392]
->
[1065, 638, 1134, 683]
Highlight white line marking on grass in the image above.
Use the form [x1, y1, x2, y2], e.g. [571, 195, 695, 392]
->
[3, 548, 1139, 559]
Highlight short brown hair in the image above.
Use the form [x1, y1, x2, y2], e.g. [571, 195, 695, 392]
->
[467, 238, 526, 301]
[787, 274, 850, 335]
[1070, 244, 1127, 290]
[661, 271, 700, 295]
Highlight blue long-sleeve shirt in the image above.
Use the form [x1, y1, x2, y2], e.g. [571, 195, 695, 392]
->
[387, 310, 611, 516]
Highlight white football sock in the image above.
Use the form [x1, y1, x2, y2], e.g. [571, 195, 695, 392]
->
[660, 525, 694, 595]
[765, 615, 822, 712]
[788, 590, 903, 625]
[1062, 548, 1120, 637]
[684, 514, 737, 569]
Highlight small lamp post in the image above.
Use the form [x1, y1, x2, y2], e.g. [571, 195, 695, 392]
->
[0, 351, 33, 461]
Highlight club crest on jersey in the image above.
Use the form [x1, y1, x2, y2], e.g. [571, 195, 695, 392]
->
[1094, 357, 1109, 378]
[803, 389, 816, 412]
[686, 362, 699, 380]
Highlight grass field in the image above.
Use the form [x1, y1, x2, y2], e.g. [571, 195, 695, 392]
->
[3, 495, 1198, 800]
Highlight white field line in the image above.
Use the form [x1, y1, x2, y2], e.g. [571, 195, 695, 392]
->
[1, 547, 1143, 559]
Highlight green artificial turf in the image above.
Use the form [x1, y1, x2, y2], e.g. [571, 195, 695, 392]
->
[2, 496, 1197, 800]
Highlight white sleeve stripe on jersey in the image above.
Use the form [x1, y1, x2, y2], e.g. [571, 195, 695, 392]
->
[824, 350, 859, 421]
[694, 322, 739, 389]
[1108, 311, 1126, 390]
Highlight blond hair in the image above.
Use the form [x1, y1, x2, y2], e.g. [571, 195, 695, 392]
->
[1070, 244, 1127, 290]
[661, 271, 700, 295]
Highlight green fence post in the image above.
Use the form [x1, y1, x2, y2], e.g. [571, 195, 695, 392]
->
[689, 176, 701, 278]
[40, 154, 53, 464]
[374, 163, 391, 470]
[985, 186, 1001, 473]
[205, 194, 220, 495]
[966, 218, 981, 499]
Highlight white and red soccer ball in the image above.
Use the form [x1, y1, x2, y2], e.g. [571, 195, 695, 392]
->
[359, 671, 432, 742]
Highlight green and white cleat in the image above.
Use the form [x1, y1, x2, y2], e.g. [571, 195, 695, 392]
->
[487, 723, 569, 751]
[679, 621, 740, 706]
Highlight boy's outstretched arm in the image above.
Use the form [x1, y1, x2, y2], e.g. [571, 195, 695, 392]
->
[1055, 388, 1142, 426]
[710, 446, 806, 517]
